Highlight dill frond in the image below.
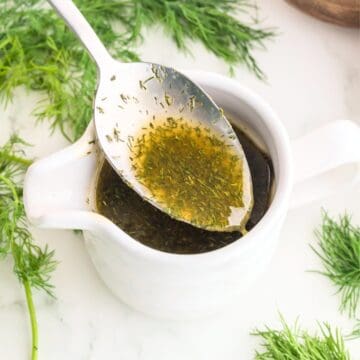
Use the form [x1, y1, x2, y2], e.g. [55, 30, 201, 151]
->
[0, 135, 57, 359]
[0, 0, 274, 141]
[347, 320, 360, 340]
[252, 315, 351, 360]
[311, 212, 360, 318]
[135, 0, 275, 78]
[0, 135, 57, 295]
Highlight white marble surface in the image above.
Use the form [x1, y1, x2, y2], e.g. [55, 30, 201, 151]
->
[1, 1, 360, 359]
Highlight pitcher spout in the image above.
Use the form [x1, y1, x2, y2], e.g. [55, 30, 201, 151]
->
[24, 121, 98, 230]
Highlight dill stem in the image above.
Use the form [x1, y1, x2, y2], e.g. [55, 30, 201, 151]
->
[0, 175, 38, 359]
[24, 280, 38, 360]
[0, 151, 32, 167]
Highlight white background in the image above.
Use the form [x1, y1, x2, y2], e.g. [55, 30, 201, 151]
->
[1, 1, 359, 359]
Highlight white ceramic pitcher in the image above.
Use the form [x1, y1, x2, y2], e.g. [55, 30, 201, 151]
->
[24, 71, 360, 319]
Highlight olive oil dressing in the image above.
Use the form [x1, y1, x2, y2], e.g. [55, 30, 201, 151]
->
[96, 120, 274, 254]
[130, 117, 250, 231]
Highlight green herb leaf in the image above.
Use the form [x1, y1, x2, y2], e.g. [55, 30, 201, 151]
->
[0, 135, 58, 359]
[0, 0, 139, 142]
[252, 315, 351, 359]
[0, 0, 274, 141]
[133, 0, 275, 78]
[311, 212, 360, 318]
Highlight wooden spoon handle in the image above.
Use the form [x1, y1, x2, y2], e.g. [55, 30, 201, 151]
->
[286, 0, 360, 28]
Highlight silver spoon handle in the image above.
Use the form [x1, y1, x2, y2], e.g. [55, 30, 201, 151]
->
[48, 0, 113, 69]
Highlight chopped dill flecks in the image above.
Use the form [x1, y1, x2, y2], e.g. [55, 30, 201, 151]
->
[188, 96, 196, 111]
[130, 117, 244, 230]
[120, 94, 129, 103]
[139, 80, 147, 90]
[165, 93, 173, 106]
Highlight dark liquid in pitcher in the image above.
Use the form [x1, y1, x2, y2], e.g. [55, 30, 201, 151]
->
[96, 122, 274, 254]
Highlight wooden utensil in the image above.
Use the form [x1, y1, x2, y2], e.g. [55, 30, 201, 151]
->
[286, 0, 360, 27]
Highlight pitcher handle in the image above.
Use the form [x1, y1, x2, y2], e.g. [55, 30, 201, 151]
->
[290, 120, 360, 208]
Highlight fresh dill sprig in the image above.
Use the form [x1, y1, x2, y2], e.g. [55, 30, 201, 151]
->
[0, 135, 58, 360]
[311, 212, 360, 318]
[252, 315, 350, 359]
[133, 0, 275, 78]
[0, 0, 139, 142]
[0, 0, 274, 141]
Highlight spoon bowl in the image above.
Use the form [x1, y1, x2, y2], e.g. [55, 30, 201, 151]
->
[48, 0, 253, 231]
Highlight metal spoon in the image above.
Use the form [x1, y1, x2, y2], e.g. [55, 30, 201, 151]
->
[48, 0, 253, 232]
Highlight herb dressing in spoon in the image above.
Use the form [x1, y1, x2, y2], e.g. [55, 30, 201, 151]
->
[130, 116, 251, 232]
[96, 119, 274, 253]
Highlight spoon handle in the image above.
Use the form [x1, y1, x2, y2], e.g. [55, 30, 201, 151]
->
[48, 0, 113, 69]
